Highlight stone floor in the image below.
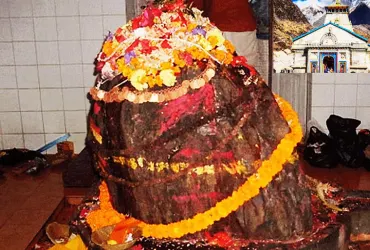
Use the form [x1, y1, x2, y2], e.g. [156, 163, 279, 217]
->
[0, 164, 64, 250]
[301, 161, 370, 191]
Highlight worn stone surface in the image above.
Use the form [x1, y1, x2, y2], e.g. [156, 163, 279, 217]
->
[87, 64, 312, 240]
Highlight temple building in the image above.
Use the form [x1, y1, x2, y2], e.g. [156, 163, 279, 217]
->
[291, 0, 370, 73]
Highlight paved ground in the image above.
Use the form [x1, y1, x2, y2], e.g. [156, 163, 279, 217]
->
[0, 164, 64, 250]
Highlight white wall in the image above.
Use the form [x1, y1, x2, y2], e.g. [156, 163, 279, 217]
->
[311, 73, 370, 133]
[0, 0, 126, 153]
[0, 0, 269, 154]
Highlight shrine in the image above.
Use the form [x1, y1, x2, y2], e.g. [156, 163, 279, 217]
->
[1, 1, 370, 250]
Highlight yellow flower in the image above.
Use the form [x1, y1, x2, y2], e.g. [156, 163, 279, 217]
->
[206, 28, 225, 47]
[187, 23, 197, 32]
[207, 36, 219, 48]
[159, 69, 176, 87]
[112, 40, 119, 50]
[224, 40, 235, 53]
[212, 49, 233, 64]
[147, 75, 157, 88]
[147, 68, 158, 76]
[117, 58, 132, 78]
[173, 66, 181, 74]
[175, 59, 186, 68]
[102, 41, 113, 55]
[172, 21, 181, 27]
[160, 61, 173, 70]
[198, 36, 213, 51]
[155, 75, 163, 87]
[130, 57, 142, 68]
[130, 69, 148, 91]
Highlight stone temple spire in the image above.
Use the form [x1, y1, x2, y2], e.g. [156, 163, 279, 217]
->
[324, 0, 353, 31]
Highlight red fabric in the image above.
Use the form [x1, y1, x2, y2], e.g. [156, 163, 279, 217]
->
[191, 0, 256, 32]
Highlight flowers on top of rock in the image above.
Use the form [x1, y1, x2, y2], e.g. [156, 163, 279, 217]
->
[94, 1, 235, 91]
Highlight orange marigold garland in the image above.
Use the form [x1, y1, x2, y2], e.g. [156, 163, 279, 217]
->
[87, 95, 303, 239]
[86, 182, 125, 231]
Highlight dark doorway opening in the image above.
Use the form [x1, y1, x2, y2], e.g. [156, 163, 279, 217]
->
[323, 56, 335, 73]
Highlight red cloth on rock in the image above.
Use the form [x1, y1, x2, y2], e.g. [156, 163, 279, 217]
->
[191, 0, 257, 32]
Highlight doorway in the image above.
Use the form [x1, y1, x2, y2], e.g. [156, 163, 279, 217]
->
[320, 52, 337, 73]
[323, 56, 335, 73]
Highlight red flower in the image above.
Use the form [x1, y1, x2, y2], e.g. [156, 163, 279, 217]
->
[231, 56, 257, 76]
[160, 32, 172, 39]
[205, 231, 234, 248]
[181, 52, 193, 66]
[98, 52, 106, 61]
[125, 38, 140, 53]
[161, 0, 184, 11]
[170, 11, 187, 26]
[141, 8, 155, 27]
[132, 7, 162, 29]
[151, 7, 162, 18]
[231, 56, 248, 67]
[140, 39, 157, 55]
[115, 27, 123, 36]
[131, 16, 141, 30]
[161, 40, 172, 49]
[177, 11, 188, 25]
[115, 34, 125, 43]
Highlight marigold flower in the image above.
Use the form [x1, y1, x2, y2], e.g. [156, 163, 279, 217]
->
[187, 23, 197, 32]
[102, 41, 114, 55]
[160, 61, 173, 70]
[207, 36, 219, 48]
[224, 40, 235, 53]
[206, 28, 225, 47]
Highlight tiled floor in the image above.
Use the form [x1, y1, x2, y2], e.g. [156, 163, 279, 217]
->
[0, 166, 64, 250]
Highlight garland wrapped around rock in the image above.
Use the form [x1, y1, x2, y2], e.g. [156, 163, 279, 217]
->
[85, 0, 312, 246]
[87, 94, 304, 240]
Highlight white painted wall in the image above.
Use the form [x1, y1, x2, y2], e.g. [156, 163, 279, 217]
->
[310, 73, 370, 133]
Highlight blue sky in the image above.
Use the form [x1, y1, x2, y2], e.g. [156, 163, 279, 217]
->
[292, 0, 334, 8]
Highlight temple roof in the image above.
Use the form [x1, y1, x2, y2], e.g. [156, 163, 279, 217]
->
[292, 22, 368, 42]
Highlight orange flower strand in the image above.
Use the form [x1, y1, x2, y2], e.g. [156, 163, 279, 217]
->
[86, 182, 125, 232]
